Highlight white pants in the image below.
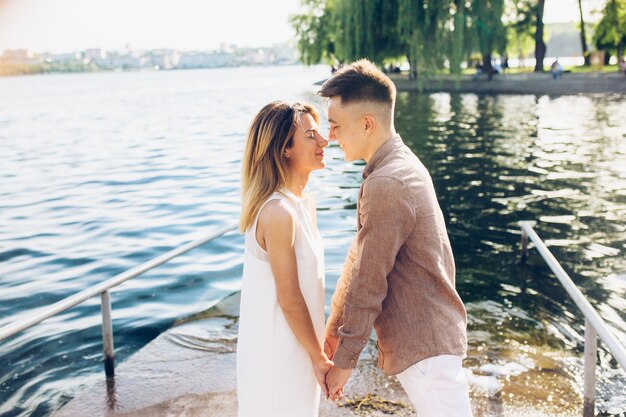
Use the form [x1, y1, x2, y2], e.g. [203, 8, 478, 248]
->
[396, 354, 473, 417]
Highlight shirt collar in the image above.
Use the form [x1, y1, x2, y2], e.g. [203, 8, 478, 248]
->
[363, 134, 403, 179]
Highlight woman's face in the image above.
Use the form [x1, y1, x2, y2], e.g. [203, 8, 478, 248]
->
[285, 113, 329, 174]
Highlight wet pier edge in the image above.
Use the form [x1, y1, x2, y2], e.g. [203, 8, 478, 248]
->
[54, 292, 584, 417]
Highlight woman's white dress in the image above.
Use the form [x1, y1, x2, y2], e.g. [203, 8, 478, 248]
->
[237, 190, 325, 417]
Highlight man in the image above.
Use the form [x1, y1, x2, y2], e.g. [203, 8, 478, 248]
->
[320, 59, 472, 417]
[550, 58, 563, 80]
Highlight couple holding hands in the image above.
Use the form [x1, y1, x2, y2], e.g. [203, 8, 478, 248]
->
[236, 59, 473, 417]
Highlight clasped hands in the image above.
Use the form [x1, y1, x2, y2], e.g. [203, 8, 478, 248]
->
[315, 334, 353, 401]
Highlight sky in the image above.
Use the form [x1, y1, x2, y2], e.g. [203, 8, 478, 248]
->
[0, 0, 608, 54]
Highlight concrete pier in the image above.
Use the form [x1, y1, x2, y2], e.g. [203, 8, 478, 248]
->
[54, 292, 582, 417]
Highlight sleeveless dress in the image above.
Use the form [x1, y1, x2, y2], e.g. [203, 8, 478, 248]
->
[237, 189, 325, 417]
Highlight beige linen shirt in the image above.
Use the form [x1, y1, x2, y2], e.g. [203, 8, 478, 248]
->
[328, 134, 467, 375]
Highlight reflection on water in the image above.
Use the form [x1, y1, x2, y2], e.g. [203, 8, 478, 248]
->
[0, 68, 625, 416]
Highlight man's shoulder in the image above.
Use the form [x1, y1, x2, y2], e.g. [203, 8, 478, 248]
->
[362, 174, 407, 193]
[361, 171, 415, 209]
[367, 147, 427, 185]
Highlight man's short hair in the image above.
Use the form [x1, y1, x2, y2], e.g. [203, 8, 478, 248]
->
[318, 59, 396, 106]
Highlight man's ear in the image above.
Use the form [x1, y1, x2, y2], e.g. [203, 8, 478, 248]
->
[363, 114, 376, 136]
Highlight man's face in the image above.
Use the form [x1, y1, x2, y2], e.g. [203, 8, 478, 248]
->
[327, 96, 366, 162]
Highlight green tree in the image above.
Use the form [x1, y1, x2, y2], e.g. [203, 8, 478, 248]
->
[449, 0, 470, 75]
[336, 0, 404, 64]
[469, 0, 507, 75]
[291, 0, 506, 79]
[505, 0, 536, 68]
[397, 0, 451, 79]
[290, 0, 341, 65]
[593, 0, 626, 62]
[291, 0, 405, 66]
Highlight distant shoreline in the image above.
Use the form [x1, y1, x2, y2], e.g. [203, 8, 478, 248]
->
[0, 62, 302, 78]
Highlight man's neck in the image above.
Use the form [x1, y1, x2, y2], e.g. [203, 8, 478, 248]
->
[364, 127, 397, 163]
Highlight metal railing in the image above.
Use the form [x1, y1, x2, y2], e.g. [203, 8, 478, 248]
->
[0, 223, 239, 378]
[519, 221, 626, 417]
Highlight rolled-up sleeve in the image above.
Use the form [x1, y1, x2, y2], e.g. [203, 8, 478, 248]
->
[332, 177, 416, 369]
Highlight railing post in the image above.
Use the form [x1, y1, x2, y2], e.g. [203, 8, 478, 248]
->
[101, 290, 115, 378]
[520, 225, 529, 265]
[583, 319, 597, 417]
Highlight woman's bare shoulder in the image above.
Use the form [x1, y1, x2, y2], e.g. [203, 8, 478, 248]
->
[258, 199, 295, 231]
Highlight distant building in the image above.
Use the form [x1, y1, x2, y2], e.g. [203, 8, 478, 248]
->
[148, 49, 180, 70]
[84, 49, 106, 60]
[272, 43, 298, 65]
[1, 49, 36, 64]
[2, 49, 30, 60]
[178, 51, 235, 69]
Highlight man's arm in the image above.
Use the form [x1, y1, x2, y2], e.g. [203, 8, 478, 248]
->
[324, 238, 357, 359]
[331, 177, 415, 369]
[326, 238, 358, 335]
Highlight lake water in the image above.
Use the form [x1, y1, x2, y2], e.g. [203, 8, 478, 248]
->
[0, 66, 624, 416]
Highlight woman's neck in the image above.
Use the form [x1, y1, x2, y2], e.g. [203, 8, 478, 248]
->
[285, 172, 310, 197]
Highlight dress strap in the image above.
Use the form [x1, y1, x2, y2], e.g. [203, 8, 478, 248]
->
[246, 192, 294, 260]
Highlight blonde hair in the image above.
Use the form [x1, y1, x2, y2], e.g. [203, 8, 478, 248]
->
[240, 101, 320, 232]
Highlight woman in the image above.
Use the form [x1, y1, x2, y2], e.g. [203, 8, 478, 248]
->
[237, 101, 331, 417]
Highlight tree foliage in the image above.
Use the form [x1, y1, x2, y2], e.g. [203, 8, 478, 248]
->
[290, 0, 537, 76]
[290, 0, 339, 65]
[505, 0, 536, 61]
[593, 0, 626, 59]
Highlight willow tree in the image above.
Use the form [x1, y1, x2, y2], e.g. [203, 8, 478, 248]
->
[504, 0, 535, 68]
[290, 0, 342, 65]
[332, 0, 404, 65]
[291, 0, 507, 77]
[469, 0, 506, 75]
[398, 0, 451, 80]
[449, 0, 470, 75]
[292, 0, 404, 66]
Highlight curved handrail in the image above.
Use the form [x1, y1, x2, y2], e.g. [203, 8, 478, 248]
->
[519, 221, 625, 417]
[519, 221, 626, 370]
[0, 223, 239, 343]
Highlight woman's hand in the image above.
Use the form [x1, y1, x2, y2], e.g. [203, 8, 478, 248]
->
[312, 353, 334, 399]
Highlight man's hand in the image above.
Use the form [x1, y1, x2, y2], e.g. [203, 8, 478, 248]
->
[324, 333, 339, 359]
[326, 365, 352, 401]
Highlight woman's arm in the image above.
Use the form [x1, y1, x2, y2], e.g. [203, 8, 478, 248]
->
[258, 200, 333, 397]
